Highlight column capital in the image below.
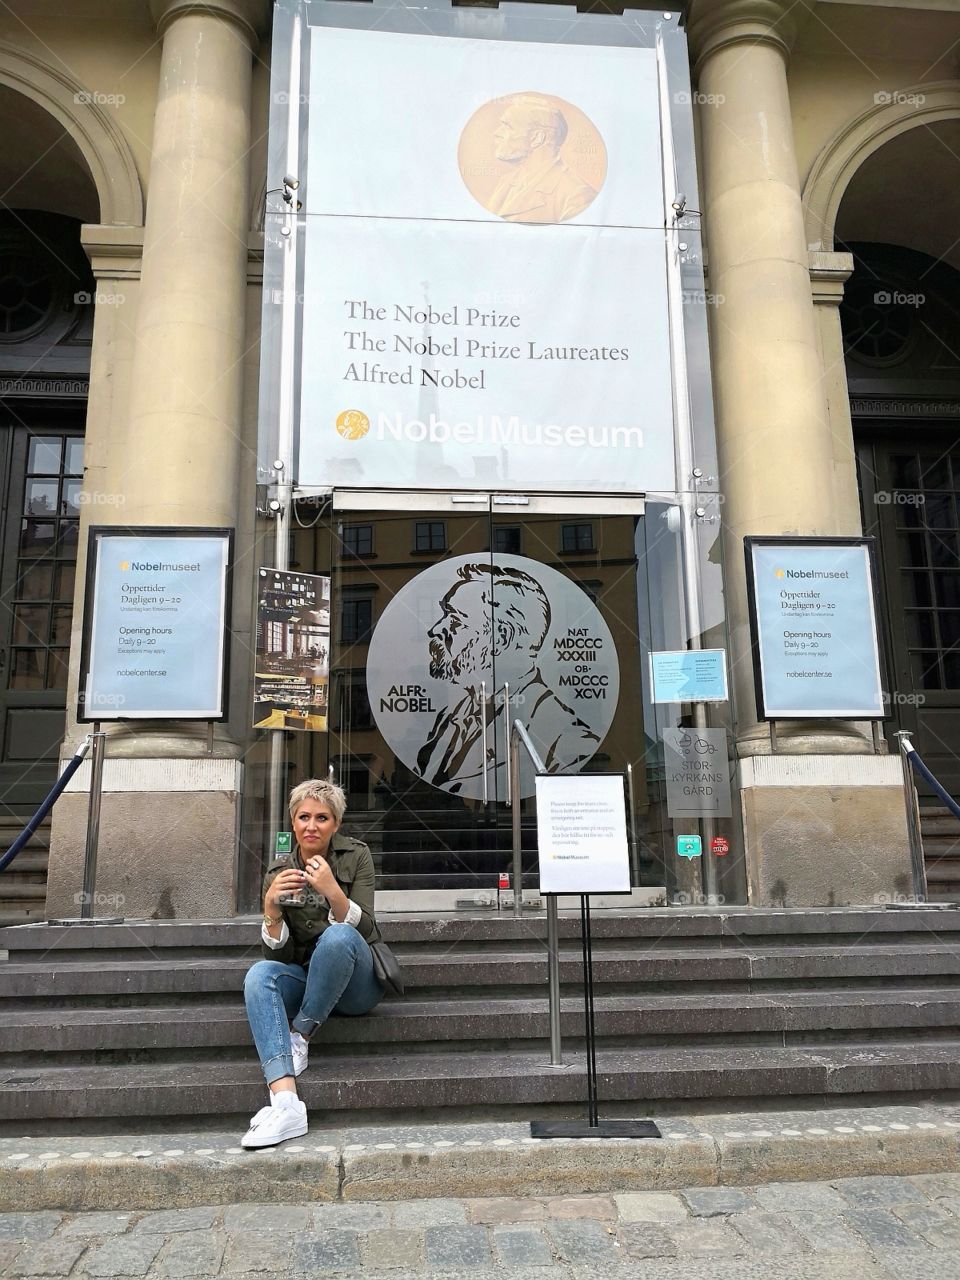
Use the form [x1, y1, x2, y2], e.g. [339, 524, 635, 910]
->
[686, 0, 810, 73]
[149, 0, 271, 46]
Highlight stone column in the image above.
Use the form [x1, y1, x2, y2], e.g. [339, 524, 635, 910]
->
[116, 0, 264, 529]
[46, 0, 270, 921]
[687, 0, 911, 905]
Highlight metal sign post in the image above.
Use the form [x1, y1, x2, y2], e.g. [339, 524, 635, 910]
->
[530, 765, 662, 1141]
[79, 727, 106, 921]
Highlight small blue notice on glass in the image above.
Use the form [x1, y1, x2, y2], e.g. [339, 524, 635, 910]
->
[649, 649, 728, 704]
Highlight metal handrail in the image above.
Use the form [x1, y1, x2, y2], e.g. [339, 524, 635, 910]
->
[893, 730, 959, 904]
[897, 730, 960, 906]
[0, 736, 93, 875]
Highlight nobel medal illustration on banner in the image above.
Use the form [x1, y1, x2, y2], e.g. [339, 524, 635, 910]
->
[366, 555, 620, 800]
[254, 569, 330, 731]
[298, 27, 673, 494]
[458, 92, 607, 224]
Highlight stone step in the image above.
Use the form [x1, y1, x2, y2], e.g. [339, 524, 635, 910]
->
[0, 852, 49, 874]
[5, 1041, 960, 1121]
[4, 906, 960, 961]
[5, 987, 960, 1058]
[9, 942, 960, 1004]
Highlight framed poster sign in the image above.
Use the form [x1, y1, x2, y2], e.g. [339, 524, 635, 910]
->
[253, 568, 331, 732]
[744, 536, 887, 720]
[79, 528, 232, 721]
[536, 773, 631, 895]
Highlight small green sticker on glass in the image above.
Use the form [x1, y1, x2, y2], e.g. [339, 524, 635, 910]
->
[677, 834, 702, 859]
[275, 832, 292, 854]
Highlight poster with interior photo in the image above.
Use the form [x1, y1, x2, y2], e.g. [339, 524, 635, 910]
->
[253, 568, 330, 732]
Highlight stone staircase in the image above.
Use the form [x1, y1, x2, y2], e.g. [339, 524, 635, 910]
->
[0, 818, 49, 926]
[2, 907, 960, 1127]
[922, 805, 960, 901]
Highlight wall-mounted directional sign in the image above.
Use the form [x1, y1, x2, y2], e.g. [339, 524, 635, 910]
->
[79, 528, 232, 721]
[662, 727, 732, 819]
[745, 537, 886, 720]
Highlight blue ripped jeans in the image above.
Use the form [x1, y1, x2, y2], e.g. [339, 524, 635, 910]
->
[243, 924, 383, 1085]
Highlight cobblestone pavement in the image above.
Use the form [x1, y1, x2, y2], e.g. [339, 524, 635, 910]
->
[6, 1174, 960, 1278]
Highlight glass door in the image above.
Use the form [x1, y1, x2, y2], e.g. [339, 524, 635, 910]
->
[324, 491, 655, 908]
[330, 493, 499, 900]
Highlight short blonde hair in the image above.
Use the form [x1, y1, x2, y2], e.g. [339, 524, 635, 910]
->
[288, 779, 347, 824]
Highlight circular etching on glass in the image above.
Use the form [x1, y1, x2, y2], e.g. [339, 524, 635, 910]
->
[458, 92, 607, 225]
[367, 555, 620, 800]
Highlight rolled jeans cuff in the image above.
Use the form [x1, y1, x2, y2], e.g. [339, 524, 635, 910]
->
[291, 1013, 319, 1039]
[261, 1048, 296, 1085]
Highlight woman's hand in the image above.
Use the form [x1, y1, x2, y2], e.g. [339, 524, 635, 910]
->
[264, 868, 305, 915]
[302, 855, 336, 897]
[303, 854, 350, 921]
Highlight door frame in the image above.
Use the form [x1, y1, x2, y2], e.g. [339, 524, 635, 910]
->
[328, 488, 659, 912]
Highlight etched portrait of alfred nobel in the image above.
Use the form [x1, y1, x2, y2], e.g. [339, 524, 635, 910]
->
[415, 562, 600, 792]
[485, 93, 598, 225]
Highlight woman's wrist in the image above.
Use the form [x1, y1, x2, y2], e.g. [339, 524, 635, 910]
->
[263, 906, 283, 925]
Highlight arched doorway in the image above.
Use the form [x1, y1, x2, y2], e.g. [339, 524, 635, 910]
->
[0, 81, 101, 918]
[834, 117, 960, 895]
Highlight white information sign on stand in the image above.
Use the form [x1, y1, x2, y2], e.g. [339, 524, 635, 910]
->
[536, 774, 630, 895]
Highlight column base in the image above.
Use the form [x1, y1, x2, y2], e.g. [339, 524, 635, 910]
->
[739, 755, 914, 908]
[45, 758, 243, 919]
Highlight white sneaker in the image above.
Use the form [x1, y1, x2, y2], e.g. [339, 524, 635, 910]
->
[290, 1030, 309, 1078]
[241, 1094, 308, 1148]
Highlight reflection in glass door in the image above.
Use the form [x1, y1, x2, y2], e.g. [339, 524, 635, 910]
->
[325, 494, 660, 902]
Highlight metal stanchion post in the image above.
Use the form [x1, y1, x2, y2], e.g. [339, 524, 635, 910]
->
[895, 731, 927, 903]
[80, 728, 106, 921]
[546, 895, 563, 1066]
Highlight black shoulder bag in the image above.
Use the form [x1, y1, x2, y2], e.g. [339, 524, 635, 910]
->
[369, 940, 404, 997]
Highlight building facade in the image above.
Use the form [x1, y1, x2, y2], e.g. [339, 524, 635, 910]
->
[0, 0, 957, 919]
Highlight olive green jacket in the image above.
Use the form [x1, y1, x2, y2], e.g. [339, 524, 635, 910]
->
[261, 833, 381, 966]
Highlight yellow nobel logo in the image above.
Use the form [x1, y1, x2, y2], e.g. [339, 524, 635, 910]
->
[335, 410, 370, 440]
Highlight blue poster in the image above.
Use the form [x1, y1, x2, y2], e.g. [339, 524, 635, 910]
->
[82, 532, 230, 720]
[749, 540, 884, 719]
[649, 649, 728, 703]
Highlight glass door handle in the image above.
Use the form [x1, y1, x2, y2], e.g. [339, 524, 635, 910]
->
[480, 680, 489, 805]
[503, 682, 511, 807]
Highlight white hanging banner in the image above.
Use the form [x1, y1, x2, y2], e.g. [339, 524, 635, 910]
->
[297, 27, 675, 494]
[536, 773, 631, 895]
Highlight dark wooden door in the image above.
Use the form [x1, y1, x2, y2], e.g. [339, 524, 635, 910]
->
[859, 429, 960, 796]
[0, 410, 84, 813]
